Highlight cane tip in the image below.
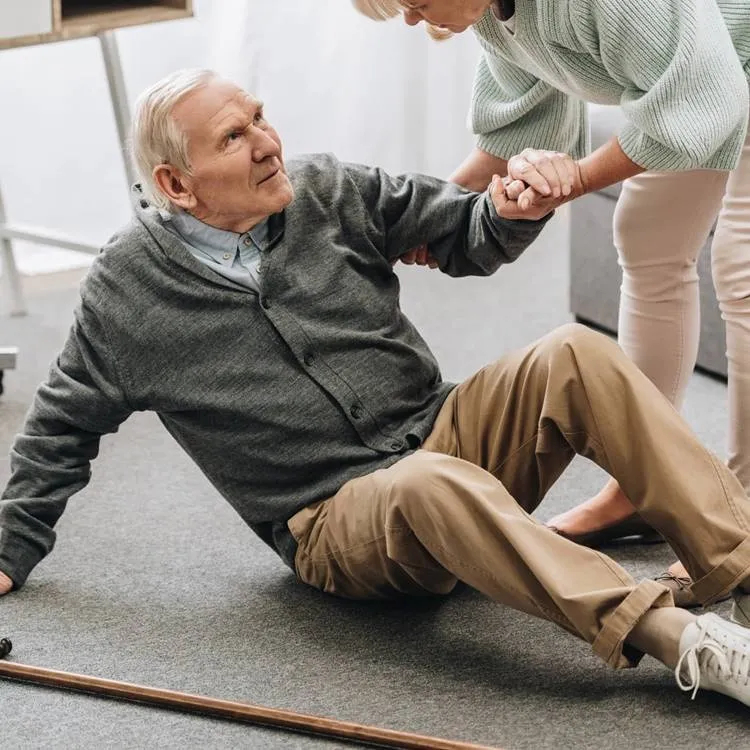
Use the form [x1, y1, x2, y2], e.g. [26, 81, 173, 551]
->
[0, 638, 12, 658]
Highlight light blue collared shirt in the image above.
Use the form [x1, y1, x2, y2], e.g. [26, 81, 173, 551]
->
[161, 209, 269, 292]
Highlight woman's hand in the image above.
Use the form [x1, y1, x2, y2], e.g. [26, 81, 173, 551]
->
[506, 148, 584, 211]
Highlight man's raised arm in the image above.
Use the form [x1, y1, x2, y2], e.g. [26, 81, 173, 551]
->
[0, 301, 132, 593]
[342, 162, 555, 277]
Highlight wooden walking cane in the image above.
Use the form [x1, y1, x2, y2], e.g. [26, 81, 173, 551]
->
[0, 638, 500, 750]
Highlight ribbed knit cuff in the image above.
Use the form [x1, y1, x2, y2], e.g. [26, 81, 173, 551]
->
[618, 122, 744, 172]
[476, 127, 588, 163]
[0, 527, 44, 590]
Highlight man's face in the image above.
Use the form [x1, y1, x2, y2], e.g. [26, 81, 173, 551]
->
[399, 0, 490, 32]
[170, 79, 294, 232]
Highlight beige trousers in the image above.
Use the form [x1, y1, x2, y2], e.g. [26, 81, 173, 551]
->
[288, 325, 750, 669]
[614, 120, 750, 488]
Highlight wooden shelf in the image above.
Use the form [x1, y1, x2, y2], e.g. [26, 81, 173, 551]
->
[62, 0, 186, 18]
[60, 1, 190, 32]
[0, 0, 192, 50]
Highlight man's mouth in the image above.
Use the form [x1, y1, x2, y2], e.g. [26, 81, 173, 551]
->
[258, 168, 280, 186]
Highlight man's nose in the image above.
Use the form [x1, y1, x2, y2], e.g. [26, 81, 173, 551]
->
[403, 10, 423, 26]
[252, 129, 281, 162]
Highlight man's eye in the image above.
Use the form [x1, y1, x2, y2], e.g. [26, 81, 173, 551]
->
[254, 112, 265, 124]
[228, 130, 244, 141]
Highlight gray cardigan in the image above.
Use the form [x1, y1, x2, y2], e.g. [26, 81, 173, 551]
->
[0, 154, 549, 587]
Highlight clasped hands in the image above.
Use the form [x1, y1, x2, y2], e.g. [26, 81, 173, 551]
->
[399, 148, 584, 268]
[497, 147, 584, 217]
[0, 571, 11, 596]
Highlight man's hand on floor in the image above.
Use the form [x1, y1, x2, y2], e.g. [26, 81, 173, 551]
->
[0, 572, 12, 595]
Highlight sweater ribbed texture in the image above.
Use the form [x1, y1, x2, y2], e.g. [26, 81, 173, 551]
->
[471, 0, 750, 170]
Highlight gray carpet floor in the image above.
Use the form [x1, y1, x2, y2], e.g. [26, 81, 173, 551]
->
[1, 215, 747, 749]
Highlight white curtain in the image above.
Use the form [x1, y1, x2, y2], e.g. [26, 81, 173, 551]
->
[202, 0, 481, 177]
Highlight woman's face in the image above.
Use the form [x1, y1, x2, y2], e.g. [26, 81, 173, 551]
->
[399, 0, 492, 32]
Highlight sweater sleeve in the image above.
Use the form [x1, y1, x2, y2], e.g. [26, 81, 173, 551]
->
[0, 298, 133, 588]
[471, 51, 589, 159]
[343, 162, 551, 277]
[571, 0, 749, 170]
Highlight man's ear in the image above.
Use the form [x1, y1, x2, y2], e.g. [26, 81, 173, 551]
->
[152, 164, 196, 211]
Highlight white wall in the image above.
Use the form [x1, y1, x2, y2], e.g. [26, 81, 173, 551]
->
[0, 0, 484, 276]
[206, 0, 481, 176]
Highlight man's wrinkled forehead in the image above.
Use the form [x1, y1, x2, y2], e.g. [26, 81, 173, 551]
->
[209, 89, 261, 130]
[174, 81, 260, 139]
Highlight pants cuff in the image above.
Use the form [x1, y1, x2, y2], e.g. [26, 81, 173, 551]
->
[592, 579, 674, 669]
[690, 537, 750, 604]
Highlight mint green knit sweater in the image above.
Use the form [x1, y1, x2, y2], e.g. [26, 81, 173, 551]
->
[471, 0, 750, 170]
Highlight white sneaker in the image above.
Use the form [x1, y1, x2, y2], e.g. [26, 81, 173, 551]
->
[732, 591, 750, 628]
[675, 613, 750, 706]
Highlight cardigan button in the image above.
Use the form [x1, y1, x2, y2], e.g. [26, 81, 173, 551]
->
[350, 404, 363, 419]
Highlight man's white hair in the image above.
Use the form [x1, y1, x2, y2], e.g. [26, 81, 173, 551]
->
[351, 0, 453, 39]
[130, 68, 218, 211]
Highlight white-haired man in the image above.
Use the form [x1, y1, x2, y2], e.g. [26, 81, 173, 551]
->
[1, 70, 750, 708]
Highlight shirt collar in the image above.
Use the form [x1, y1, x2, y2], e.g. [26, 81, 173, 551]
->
[249, 218, 269, 247]
[163, 210, 270, 265]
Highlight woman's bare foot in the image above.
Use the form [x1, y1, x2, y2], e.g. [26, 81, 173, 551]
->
[546, 477, 637, 535]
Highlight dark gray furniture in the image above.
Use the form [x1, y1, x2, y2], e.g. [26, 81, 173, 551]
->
[0, 347, 17, 396]
[569, 105, 727, 379]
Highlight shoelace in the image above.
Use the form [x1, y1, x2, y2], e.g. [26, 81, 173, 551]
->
[655, 573, 691, 590]
[675, 625, 750, 700]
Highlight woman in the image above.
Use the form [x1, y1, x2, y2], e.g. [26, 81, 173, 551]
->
[354, 0, 750, 606]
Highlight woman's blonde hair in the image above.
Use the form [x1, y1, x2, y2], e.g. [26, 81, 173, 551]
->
[351, 0, 453, 40]
[130, 68, 218, 211]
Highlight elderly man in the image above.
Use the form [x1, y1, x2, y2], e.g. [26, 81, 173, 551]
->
[1, 69, 750, 708]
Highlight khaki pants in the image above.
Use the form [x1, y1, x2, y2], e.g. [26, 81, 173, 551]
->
[615, 117, 750, 488]
[288, 324, 750, 669]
